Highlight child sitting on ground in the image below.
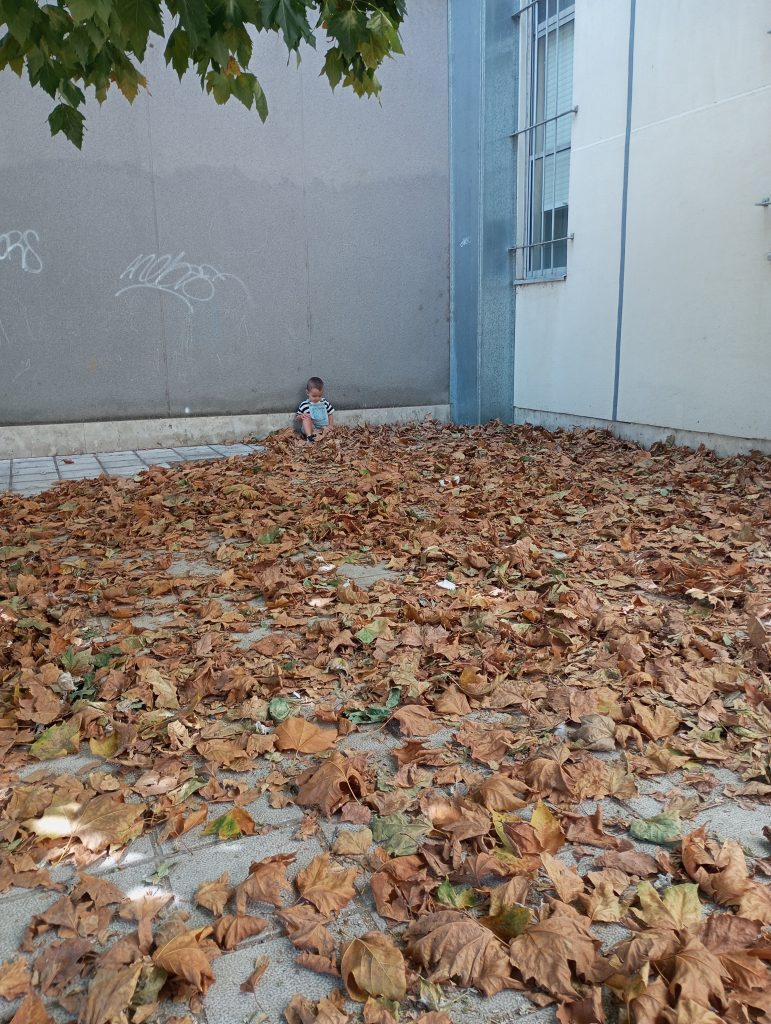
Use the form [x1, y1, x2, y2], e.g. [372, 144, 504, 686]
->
[295, 376, 335, 441]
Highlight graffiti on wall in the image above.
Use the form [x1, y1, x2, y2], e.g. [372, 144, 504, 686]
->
[115, 251, 251, 313]
[0, 229, 43, 274]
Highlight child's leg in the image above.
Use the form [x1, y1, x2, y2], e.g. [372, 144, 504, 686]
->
[297, 413, 315, 438]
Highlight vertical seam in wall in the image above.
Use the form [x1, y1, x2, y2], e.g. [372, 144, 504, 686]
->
[476, 0, 486, 423]
[611, 0, 636, 421]
[298, 61, 313, 368]
[448, 0, 457, 417]
[144, 87, 172, 417]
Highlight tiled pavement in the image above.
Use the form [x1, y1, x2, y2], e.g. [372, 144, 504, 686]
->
[0, 443, 265, 496]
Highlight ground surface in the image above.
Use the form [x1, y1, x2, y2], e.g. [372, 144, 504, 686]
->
[0, 421, 769, 1024]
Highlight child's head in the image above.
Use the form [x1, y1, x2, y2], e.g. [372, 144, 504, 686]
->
[306, 376, 325, 402]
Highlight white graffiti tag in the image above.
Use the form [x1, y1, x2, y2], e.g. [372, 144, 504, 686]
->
[115, 251, 250, 313]
[0, 230, 43, 274]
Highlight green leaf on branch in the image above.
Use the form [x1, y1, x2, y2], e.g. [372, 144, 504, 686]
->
[48, 102, 86, 147]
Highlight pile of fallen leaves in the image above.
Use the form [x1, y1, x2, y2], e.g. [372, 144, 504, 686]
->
[0, 421, 770, 1024]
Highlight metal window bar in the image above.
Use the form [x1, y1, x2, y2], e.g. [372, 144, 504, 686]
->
[513, 1, 575, 281]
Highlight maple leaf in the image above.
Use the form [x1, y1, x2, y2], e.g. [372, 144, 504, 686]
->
[340, 931, 407, 1001]
[24, 795, 145, 852]
[541, 852, 585, 903]
[278, 904, 336, 956]
[152, 926, 217, 992]
[472, 774, 530, 812]
[296, 854, 359, 914]
[332, 827, 373, 856]
[71, 874, 126, 908]
[284, 992, 350, 1024]
[390, 705, 441, 737]
[296, 753, 366, 815]
[274, 717, 338, 753]
[195, 872, 232, 915]
[235, 853, 295, 912]
[405, 909, 515, 996]
[29, 718, 81, 760]
[212, 913, 268, 950]
[509, 904, 609, 998]
[0, 957, 32, 999]
[202, 808, 257, 840]
[8, 994, 55, 1024]
[370, 855, 434, 923]
[371, 812, 431, 856]
[80, 961, 142, 1024]
[633, 881, 703, 930]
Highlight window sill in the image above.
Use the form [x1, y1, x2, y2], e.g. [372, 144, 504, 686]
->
[512, 274, 567, 286]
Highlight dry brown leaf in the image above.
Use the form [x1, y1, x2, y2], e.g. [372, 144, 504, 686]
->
[212, 914, 268, 950]
[80, 961, 142, 1024]
[240, 954, 269, 993]
[296, 753, 366, 816]
[284, 993, 350, 1024]
[405, 910, 515, 996]
[332, 828, 373, 856]
[24, 795, 145, 852]
[390, 705, 441, 737]
[541, 853, 585, 903]
[296, 854, 359, 914]
[0, 958, 32, 999]
[235, 853, 295, 912]
[509, 904, 609, 998]
[8, 994, 55, 1024]
[195, 872, 232, 915]
[274, 717, 338, 753]
[152, 926, 217, 992]
[472, 774, 530, 812]
[340, 931, 407, 1002]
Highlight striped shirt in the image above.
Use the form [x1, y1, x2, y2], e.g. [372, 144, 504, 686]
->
[297, 398, 335, 426]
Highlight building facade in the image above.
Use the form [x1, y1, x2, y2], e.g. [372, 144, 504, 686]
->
[2, 1, 770, 457]
[0, 2, 450, 456]
[450, 0, 771, 453]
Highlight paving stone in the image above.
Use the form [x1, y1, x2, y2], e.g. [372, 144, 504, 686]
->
[209, 444, 258, 456]
[135, 449, 185, 463]
[204, 934, 343, 1024]
[336, 561, 399, 590]
[173, 447, 220, 459]
[0, 888, 59, 962]
[164, 826, 320, 926]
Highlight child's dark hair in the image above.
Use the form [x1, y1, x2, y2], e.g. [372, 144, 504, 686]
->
[306, 376, 324, 391]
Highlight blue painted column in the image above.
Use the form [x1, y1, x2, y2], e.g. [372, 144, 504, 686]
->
[449, 0, 517, 424]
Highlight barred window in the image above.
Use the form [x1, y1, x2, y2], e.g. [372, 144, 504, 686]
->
[512, 0, 576, 282]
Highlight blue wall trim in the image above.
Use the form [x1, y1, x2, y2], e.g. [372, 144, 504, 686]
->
[449, 0, 517, 425]
[612, 0, 637, 421]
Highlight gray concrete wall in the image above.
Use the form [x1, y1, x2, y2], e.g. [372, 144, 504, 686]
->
[0, 4, 449, 427]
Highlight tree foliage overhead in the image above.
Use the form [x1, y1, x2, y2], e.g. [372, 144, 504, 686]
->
[0, 0, 406, 147]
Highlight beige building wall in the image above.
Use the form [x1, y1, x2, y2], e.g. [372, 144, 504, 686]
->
[513, 0, 771, 449]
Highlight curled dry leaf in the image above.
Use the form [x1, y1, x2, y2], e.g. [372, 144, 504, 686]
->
[296, 753, 366, 816]
[235, 853, 295, 912]
[340, 931, 407, 1002]
[296, 854, 359, 915]
[152, 926, 217, 993]
[212, 914, 268, 950]
[240, 955, 269, 993]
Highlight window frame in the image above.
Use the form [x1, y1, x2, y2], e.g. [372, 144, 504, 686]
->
[511, 0, 577, 285]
